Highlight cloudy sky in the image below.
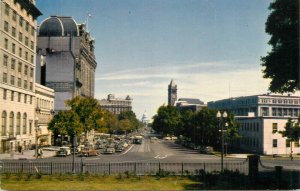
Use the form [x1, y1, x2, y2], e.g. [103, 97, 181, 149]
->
[37, 0, 274, 119]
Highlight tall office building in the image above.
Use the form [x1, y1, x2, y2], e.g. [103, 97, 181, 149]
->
[168, 79, 177, 106]
[208, 94, 300, 155]
[0, 0, 42, 153]
[36, 16, 97, 111]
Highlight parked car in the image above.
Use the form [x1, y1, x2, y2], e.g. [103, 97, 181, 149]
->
[56, 147, 71, 157]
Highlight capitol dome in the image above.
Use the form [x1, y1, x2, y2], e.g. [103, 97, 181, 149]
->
[39, 16, 79, 37]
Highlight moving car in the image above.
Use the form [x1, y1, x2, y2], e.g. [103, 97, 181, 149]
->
[103, 147, 115, 154]
[78, 147, 97, 157]
[56, 147, 71, 157]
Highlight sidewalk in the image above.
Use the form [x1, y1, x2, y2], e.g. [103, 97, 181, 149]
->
[0, 149, 56, 160]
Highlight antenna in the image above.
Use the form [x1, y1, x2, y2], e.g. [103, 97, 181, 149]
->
[85, 12, 92, 32]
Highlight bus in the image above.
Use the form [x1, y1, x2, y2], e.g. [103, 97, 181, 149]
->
[133, 135, 143, 144]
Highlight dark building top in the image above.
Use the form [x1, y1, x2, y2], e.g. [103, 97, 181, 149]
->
[178, 98, 204, 105]
[15, 0, 42, 19]
[39, 16, 79, 37]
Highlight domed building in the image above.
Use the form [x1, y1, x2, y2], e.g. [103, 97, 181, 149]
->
[141, 111, 150, 125]
[36, 16, 97, 111]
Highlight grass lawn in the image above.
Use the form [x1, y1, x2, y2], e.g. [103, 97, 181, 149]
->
[1, 174, 202, 190]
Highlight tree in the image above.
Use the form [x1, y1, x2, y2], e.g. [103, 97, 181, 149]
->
[152, 105, 181, 136]
[118, 111, 140, 131]
[279, 118, 300, 160]
[261, 0, 299, 93]
[118, 119, 132, 134]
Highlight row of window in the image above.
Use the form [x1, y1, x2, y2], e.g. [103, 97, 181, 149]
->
[36, 98, 53, 110]
[1, 111, 32, 136]
[2, 73, 33, 91]
[239, 122, 260, 132]
[3, 54, 34, 76]
[272, 139, 299, 148]
[4, 2, 35, 36]
[3, 89, 33, 104]
[3, 21, 35, 50]
[3, 38, 34, 64]
[241, 137, 259, 148]
[261, 107, 300, 117]
[260, 98, 300, 105]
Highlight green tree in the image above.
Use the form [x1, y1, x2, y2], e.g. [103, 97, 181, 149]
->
[66, 96, 103, 134]
[261, 0, 299, 93]
[119, 119, 132, 134]
[152, 105, 181, 136]
[118, 111, 140, 132]
[279, 118, 300, 160]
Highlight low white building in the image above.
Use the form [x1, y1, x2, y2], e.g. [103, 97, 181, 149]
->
[35, 83, 54, 146]
[208, 94, 300, 155]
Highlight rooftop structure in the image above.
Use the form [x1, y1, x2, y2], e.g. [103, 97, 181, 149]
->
[98, 94, 132, 115]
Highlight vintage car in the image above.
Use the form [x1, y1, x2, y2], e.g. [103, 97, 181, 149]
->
[56, 147, 71, 157]
[78, 148, 97, 157]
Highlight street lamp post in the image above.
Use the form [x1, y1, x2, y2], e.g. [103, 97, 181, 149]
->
[72, 134, 77, 174]
[35, 117, 39, 159]
[217, 111, 227, 173]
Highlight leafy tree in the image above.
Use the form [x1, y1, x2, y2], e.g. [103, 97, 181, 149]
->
[118, 119, 132, 134]
[261, 0, 299, 93]
[48, 110, 83, 145]
[152, 105, 181, 136]
[279, 118, 300, 160]
[118, 111, 140, 131]
[65, 96, 102, 134]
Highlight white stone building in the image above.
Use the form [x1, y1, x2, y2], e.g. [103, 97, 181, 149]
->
[208, 94, 300, 155]
[98, 94, 132, 115]
[0, 0, 41, 153]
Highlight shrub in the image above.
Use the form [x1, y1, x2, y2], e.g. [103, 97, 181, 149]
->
[16, 171, 23, 181]
[25, 173, 34, 181]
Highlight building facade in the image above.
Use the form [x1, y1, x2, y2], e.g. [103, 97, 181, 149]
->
[35, 83, 54, 146]
[176, 98, 206, 112]
[36, 16, 97, 111]
[168, 79, 177, 106]
[98, 94, 132, 115]
[0, 0, 41, 153]
[208, 94, 300, 155]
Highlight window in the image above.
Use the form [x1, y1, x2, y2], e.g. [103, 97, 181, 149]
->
[23, 113, 27, 134]
[11, 59, 15, 69]
[3, 89, 7, 100]
[4, 21, 9, 32]
[286, 140, 290, 147]
[19, 32, 23, 42]
[273, 139, 277, 148]
[18, 62, 22, 72]
[25, 22, 29, 32]
[30, 67, 33, 77]
[29, 121, 32, 134]
[30, 96, 32, 104]
[25, 37, 29, 46]
[19, 16, 23, 27]
[16, 112, 21, 135]
[25, 52, 28, 61]
[295, 141, 300, 148]
[11, 91, 14, 101]
[18, 93, 21, 102]
[17, 78, 21, 87]
[24, 80, 28, 89]
[12, 10, 17, 21]
[24, 94, 27, 103]
[4, 38, 8, 49]
[31, 26, 35, 36]
[30, 41, 34, 50]
[29, 82, 33, 90]
[12, 43, 15, 53]
[30, 55, 34, 64]
[3, 54, 8, 66]
[12, 27, 16, 37]
[19, 47, 22, 57]
[9, 112, 14, 135]
[272, 123, 278, 133]
[3, 73, 7, 83]
[2, 111, 7, 136]
[24, 65, 28, 75]
[10, 75, 15, 85]
[4, 3, 9, 15]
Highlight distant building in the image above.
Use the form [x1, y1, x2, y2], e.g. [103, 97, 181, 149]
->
[141, 111, 150, 125]
[98, 94, 132, 115]
[176, 98, 206, 112]
[168, 80, 177, 106]
[36, 16, 97, 111]
[208, 94, 300, 155]
[0, 0, 42, 153]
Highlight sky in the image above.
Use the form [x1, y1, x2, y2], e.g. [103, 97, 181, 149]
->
[37, 0, 275, 120]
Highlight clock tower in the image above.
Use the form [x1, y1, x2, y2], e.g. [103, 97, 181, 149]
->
[168, 79, 177, 106]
